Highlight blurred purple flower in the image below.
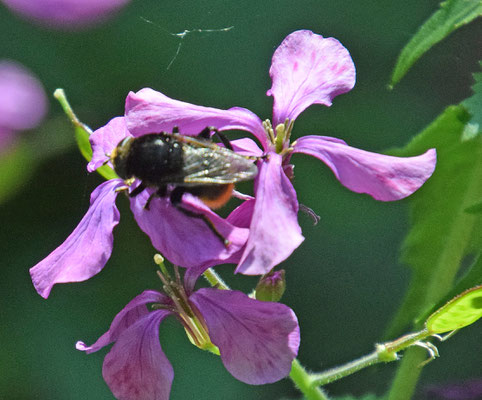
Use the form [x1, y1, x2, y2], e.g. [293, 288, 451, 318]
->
[76, 271, 300, 400]
[425, 379, 482, 400]
[1, 0, 131, 29]
[123, 30, 437, 275]
[0, 61, 47, 152]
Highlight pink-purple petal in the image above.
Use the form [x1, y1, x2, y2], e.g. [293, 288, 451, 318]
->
[293, 135, 437, 201]
[267, 30, 356, 125]
[227, 198, 255, 229]
[125, 88, 268, 147]
[102, 311, 173, 400]
[88, 116, 131, 173]
[236, 154, 304, 275]
[30, 180, 123, 298]
[228, 138, 264, 157]
[76, 290, 169, 353]
[190, 288, 300, 384]
[130, 191, 249, 268]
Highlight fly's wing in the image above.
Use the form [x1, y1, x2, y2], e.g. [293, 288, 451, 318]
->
[182, 145, 258, 184]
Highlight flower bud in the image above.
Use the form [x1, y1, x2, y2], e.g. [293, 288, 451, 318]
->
[255, 269, 286, 302]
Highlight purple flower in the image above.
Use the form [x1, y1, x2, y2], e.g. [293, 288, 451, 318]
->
[122, 30, 437, 275]
[76, 270, 300, 400]
[0, 61, 47, 153]
[1, 0, 131, 29]
[30, 30, 436, 298]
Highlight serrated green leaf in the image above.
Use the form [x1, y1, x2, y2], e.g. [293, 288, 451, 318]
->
[385, 105, 482, 338]
[426, 284, 482, 333]
[390, 0, 482, 87]
[462, 61, 482, 135]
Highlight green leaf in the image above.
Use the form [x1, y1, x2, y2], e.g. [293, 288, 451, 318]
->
[73, 123, 117, 181]
[385, 105, 482, 338]
[416, 254, 482, 324]
[390, 0, 482, 87]
[462, 61, 482, 136]
[74, 124, 93, 162]
[426, 284, 482, 333]
[465, 200, 482, 214]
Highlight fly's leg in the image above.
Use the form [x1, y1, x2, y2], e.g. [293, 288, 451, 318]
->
[170, 186, 230, 247]
[129, 182, 146, 198]
[144, 185, 167, 210]
[197, 127, 211, 140]
[197, 127, 234, 151]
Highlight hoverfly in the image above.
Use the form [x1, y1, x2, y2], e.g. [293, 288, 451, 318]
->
[110, 127, 258, 245]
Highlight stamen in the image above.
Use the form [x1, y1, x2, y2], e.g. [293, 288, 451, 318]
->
[285, 119, 294, 144]
[263, 119, 276, 144]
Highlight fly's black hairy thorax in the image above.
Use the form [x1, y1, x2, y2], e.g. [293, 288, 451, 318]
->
[125, 133, 185, 185]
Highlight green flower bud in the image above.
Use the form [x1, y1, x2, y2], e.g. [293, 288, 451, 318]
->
[255, 270, 286, 302]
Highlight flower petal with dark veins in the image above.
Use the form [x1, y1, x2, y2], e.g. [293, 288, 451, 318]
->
[190, 288, 300, 384]
[125, 88, 268, 147]
[130, 191, 249, 268]
[102, 311, 173, 400]
[76, 290, 169, 353]
[236, 153, 303, 275]
[267, 30, 356, 125]
[293, 135, 437, 201]
[30, 179, 123, 298]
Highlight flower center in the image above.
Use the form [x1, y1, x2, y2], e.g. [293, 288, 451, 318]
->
[154, 258, 219, 355]
[263, 118, 295, 155]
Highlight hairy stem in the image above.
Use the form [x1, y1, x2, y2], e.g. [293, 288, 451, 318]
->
[289, 359, 330, 400]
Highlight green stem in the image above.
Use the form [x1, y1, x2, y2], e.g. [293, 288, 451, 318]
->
[310, 329, 428, 387]
[289, 359, 330, 400]
[203, 268, 230, 290]
[310, 352, 380, 386]
[387, 347, 425, 400]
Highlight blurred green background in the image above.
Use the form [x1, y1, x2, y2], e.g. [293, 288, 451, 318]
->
[1, 1, 481, 399]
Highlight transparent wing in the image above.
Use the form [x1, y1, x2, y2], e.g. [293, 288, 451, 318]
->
[182, 145, 258, 184]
